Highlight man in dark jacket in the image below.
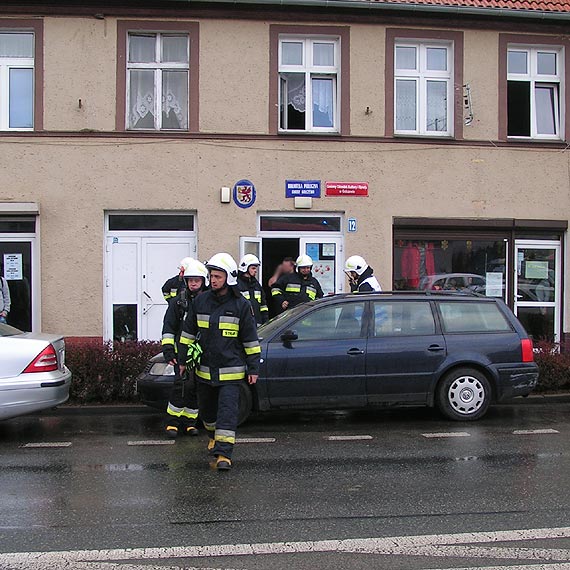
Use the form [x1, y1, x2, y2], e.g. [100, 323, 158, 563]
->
[271, 254, 324, 312]
[237, 254, 269, 326]
[161, 258, 208, 439]
[182, 253, 261, 471]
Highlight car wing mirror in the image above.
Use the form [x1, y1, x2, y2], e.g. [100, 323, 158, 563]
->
[281, 329, 298, 344]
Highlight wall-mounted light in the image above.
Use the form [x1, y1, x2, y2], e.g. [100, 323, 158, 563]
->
[94, 13, 105, 19]
[220, 187, 231, 203]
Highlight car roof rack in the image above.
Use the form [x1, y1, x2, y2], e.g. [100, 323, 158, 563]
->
[345, 289, 485, 298]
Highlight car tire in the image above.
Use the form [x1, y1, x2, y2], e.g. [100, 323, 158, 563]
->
[436, 367, 491, 421]
[237, 381, 253, 426]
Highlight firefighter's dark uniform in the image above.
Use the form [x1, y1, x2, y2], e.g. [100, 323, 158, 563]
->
[182, 287, 261, 460]
[161, 287, 203, 436]
[271, 270, 324, 311]
[237, 272, 269, 325]
[162, 274, 185, 305]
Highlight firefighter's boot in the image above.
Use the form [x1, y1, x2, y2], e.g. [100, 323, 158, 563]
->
[216, 456, 232, 471]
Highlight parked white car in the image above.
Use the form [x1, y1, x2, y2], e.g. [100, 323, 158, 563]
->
[0, 323, 71, 420]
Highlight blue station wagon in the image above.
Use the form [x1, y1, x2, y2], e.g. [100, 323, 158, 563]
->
[137, 292, 538, 423]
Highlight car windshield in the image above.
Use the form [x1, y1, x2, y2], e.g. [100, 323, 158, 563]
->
[0, 323, 24, 337]
[257, 304, 311, 340]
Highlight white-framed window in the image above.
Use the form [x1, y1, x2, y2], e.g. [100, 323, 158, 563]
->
[0, 32, 34, 131]
[507, 46, 563, 139]
[394, 41, 453, 136]
[127, 32, 189, 130]
[278, 37, 339, 133]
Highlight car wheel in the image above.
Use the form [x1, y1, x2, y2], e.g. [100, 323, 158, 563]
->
[237, 381, 253, 426]
[436, 367, 491, 421]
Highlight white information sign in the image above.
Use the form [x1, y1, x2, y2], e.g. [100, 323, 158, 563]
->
[525, 260, 549, 280]
[485, 272, 503, 297]
[4, 253, 22, 280]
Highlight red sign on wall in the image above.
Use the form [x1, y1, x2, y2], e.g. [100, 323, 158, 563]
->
[325, 182, 369, 196]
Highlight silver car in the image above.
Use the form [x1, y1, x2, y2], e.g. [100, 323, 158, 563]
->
[0, 323, 72, 420]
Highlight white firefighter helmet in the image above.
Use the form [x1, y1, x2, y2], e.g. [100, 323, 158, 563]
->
[183, 258, 209, 287]
[344, 255, 369, 276]
[206, 253, 239, 286]
[178, 256, 195, 273]
[296, 254, 313, 269]
[238, 254, 261, 273]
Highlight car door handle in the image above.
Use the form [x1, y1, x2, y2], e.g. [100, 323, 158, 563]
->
[347, 348, 365, 355]
[427, 344, 445, 352]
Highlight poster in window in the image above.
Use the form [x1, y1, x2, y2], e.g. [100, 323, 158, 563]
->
[525, 261, 549, 280]
[485, 272, 503, 297]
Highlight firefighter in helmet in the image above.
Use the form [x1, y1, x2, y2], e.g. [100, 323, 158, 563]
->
[182, 253, 261, 471]
[162, 256, 195, 305]
[344, 255, 382, 293]
[271, 254, 324, 312]
[237, 254, 269, 326]
[161, 258, 208, 439]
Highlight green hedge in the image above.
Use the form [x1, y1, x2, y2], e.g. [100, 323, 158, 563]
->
[65, 339, 161, 404]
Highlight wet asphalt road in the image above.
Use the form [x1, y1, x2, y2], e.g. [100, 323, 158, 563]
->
[1, 398, 570, 569]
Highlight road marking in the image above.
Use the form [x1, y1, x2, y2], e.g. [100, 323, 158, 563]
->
[422, 432, 471, 438]
[20, 442, 72, 448]
[126, 440, 175, 446]
[326, 435, 373, 441]
[3, 526, 570, 568]
[236, 437, 276, 443]
[423, 564, 570, 570]
[513, 429, 560, 435]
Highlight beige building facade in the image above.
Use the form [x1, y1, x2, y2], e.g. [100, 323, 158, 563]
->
[0, 1, 568, 344]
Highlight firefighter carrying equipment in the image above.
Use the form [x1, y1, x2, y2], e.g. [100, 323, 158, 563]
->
[206, 253, 239, 286]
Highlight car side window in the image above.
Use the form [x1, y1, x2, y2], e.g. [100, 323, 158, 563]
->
[293, 302, 365, 340]
[373, 301, 435, 336]
[438, 301, 512, 333]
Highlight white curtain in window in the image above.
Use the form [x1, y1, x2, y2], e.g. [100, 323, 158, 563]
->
[285, 74, 306, 112]
[9, 68, 33, 128]
[129, 70, 155, 129]
[0, 33, 33, 58]
[312, 77, 333, 127]
[426, 80, 447, 132]
[161, 36, 188, 63]
[535, 84, 557, 135]
[162, 71, 188, 129]
[128, 35, 155, 63]
[395, 79, 416, 131]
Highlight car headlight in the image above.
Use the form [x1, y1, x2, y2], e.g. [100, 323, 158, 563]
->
[149, 362, 176, 376]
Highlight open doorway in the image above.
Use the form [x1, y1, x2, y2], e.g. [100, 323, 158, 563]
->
[262, 237, 299, 318]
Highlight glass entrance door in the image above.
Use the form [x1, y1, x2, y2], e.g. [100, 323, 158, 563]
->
[300, 236, 343, 295]
[514, 240, 560, 342]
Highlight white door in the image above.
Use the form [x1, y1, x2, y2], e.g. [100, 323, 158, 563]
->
[299, 236, 344, 295]
[239, 236, 262, 282]
[514, 240, 561, 341]
[105, 236, 195, 341]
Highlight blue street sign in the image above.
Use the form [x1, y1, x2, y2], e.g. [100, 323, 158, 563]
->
[348, 218, 357, 232]
[285, 180, 321, 198]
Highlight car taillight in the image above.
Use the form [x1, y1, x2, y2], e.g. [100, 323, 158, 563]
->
[23, 344, 59, 373]
[521, 338, 534, 363]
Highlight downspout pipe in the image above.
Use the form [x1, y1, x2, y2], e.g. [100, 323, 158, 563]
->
[170, 0, 570, 22]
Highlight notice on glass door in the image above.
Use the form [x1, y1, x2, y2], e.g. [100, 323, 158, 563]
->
[525, 261, 549, 280]
[3, 253, 23, 280]
[485, 272, 503, 297]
